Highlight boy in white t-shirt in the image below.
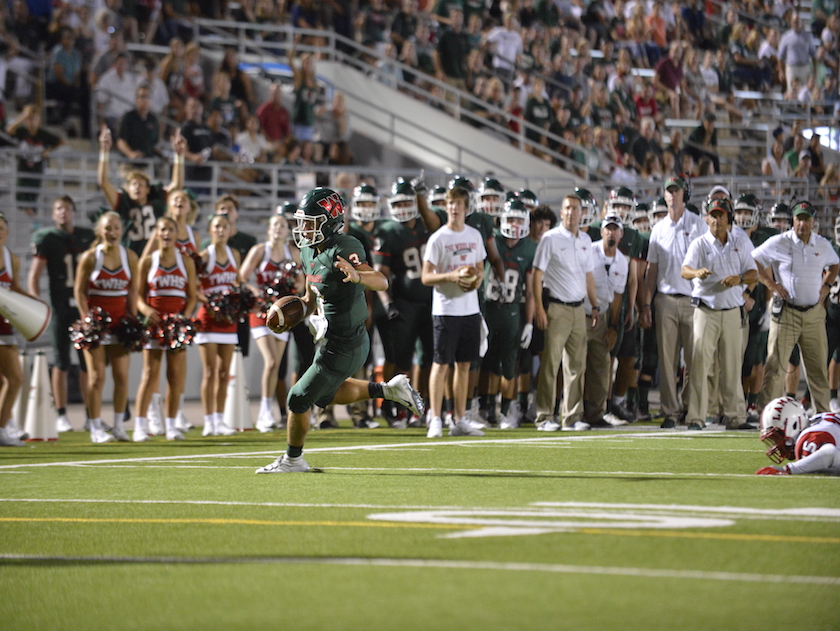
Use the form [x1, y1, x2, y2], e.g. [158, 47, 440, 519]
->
[421, 186, 487, 438]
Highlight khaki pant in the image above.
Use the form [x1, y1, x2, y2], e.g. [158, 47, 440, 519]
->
[759, 303, 830, 412]
[687, 306, 745, 425]
[584, 313, 610, 421]
[536, 303, 587, 426]
[654, 293, 694, 418]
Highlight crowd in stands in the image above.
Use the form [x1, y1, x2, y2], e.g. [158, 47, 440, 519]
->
[0, 1, 838, 203]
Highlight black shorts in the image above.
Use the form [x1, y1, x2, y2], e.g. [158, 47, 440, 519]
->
[433, 313, 482, 365]
[52, 307, 86, 372]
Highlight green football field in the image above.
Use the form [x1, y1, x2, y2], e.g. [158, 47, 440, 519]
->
[1, 425, 838, 631]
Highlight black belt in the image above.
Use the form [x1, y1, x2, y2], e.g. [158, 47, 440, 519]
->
[668, 293, 690, 299]
[698, 300, 737, 311]
[785, 302, 817, 312]
[547, 297, 583, 307]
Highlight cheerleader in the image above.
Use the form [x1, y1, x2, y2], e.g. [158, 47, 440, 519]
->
[240, 213, 303, 432]
[196, 214, 241, 436]
[74, 212, 138, 443]
[140, 188, 199, 434]
[0, 213, 35, 446]
[134, 216, 198, 441]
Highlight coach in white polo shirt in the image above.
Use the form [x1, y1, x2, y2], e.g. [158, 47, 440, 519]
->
[640, 176, 708, 428]
[532, 194, 599, 431]
[753, 201, 839, 413]
[682, 199, 758, 431]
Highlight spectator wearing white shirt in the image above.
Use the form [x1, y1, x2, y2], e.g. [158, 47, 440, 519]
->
[584, 215, 628, 426]
[640, 176, 708, 427]
[96, 51, 137, 131]
[752, 201, 839, 413]
[484, 13, 523, 86]
[532, 194, 600, 431]
[682, 199, 758, 431]
[778, 14, 817, 92]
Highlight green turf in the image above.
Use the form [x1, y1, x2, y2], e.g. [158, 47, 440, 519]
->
[1, 427, 838, 631]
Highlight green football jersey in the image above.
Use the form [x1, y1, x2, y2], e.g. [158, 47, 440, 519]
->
[747, 226, 779, 324]
[302, 234, 369, 337]
[347, 220, 384, 263]
[484, 233, 536, 305]
[113, 183, 167, 256]
[31, 226, 95, 311]
[373, 218, 432, 303]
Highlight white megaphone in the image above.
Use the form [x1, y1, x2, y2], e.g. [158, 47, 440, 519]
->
[0, 285, 51, 342]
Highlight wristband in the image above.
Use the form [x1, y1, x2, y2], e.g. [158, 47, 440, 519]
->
[591, 305, 600, 311]
[641, 304, 651, 309]
[99, 150, 109, 162]
[174, 154, 185, 166]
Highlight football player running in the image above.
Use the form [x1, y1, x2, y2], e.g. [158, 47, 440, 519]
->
[757, 396, 840, 475]
[257, 188, 424, 473]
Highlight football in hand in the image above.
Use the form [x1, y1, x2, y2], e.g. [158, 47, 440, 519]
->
[266, 296, 305, 333]
[458, 265, 479, 290]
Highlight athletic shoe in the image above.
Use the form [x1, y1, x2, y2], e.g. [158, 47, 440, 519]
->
[660, 416, 678, 429]
[383, 375, 424, 416]
[536, 418, 561, 432]
[202, 417, 215, 437]
[449, 419, 484, 437]
[112, 426, 131, 442]
[499, 401, 521, 430]
[56, 415, 73, 432]
[464, 407, 490, 430]
[355, 417, 381, 429]
[148, 415, 164, 437]
[256, 454, 310, 473]
[166, 428, 185, 441]
[830, 398, 840, 413]
[91, 429, 115, 444]
[603, 412, 628, 427]
[388, 407, 409, 429]
[214, 420, 236, 436]
[132, 428, 151, 442]
[256, 413, 276, 433]
[426, 416, 443, 438]
[561, 420, 591, 431]
[407, 412, 424, 428]
[609, 400, 635, 422]
[588, 417, 613, 428]
[0, 429, 25, 447]
[687, 420, 706, 431]
[635, 402, 651, 422]
[175, 411, 193, 432]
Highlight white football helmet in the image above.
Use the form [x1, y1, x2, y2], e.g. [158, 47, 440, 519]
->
[351, 183, 381, 223]
[760, 396, 809, 463]
[388, 179, 418, 222]
[835, 216, 840, 246]
[500, 198, 531, 239]
[478, 178, 506, 216]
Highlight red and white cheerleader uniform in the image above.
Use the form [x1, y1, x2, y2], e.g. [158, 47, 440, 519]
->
[176, 225, 198, 254]
[249, 242, 293, 342]
[196, 244, 239, 345]
[145, 249, 189, 350]
[87, 244, 131, 345]
[0, 247, 15, 346]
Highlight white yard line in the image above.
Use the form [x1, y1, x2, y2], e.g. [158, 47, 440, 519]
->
[0, 553, 836, 585]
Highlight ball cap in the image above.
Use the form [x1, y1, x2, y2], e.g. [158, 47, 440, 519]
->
[603, 214, 624, 229]
[665, 176, 686, 191]
[707, 199, 730, 215]
[791, 201, 816, 218]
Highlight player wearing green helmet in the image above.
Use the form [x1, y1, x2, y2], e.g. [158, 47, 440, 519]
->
[478, 178, 506, 217]
[257, 187, 424, 473]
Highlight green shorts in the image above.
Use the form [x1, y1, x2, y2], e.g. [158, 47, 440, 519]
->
[287, 331, 370, 413]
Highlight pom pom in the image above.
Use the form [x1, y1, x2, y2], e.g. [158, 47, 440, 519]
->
[68, 306, 112, 350]
[180, 247, 207, 279]
[259, 260, 304, 314]
[113, 314, 149, 352]
[153, 314, 199, 352]
[207, 287, 257, 324]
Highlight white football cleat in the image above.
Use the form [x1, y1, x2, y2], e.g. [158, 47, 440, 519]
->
[111, 426, 131, 442]
[132, 428, 151, 442]
[562, 420, 592, 431]
[255, 455, 310, 473]
[214, 420, 236, 436]
[383, 375, 425, 416]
